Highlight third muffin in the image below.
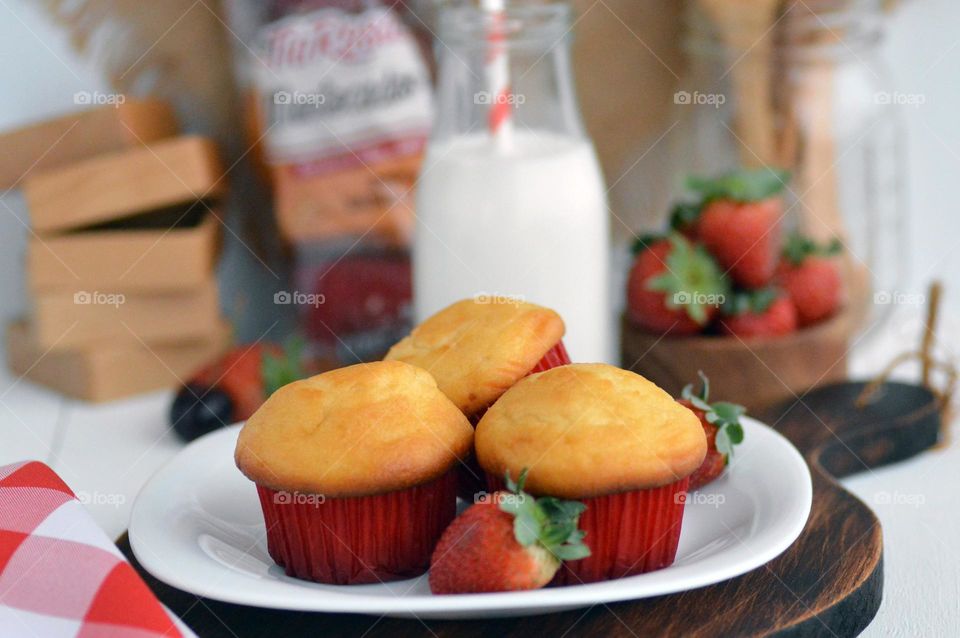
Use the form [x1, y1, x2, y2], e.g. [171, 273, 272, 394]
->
[385, 298, 569, 495]
[386, 297, 569, 418]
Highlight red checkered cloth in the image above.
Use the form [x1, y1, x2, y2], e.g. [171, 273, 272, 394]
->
[0, 461, 187, 637]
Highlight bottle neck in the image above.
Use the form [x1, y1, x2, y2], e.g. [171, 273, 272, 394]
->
[430, 1, 587, 146]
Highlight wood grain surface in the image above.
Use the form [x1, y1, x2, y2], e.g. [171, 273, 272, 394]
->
[24, 135, 223, 233]
[119, 381, 941, 637]
[621, 313, 854, 413]
[29, 279, 221, 350]
[0, 99, 177, 190]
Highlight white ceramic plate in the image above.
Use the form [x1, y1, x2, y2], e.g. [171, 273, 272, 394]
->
[130, 417, 811, 619]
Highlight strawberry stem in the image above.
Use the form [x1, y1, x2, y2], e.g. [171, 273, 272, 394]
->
[646, 234, 731, 325]
[686, 167, 790, 203]
[261, 335, 308, 397]
[681, 372, 747, 459]
[783, 232, 843, 266]
[499, 469, 591, 562]
[722, 288, 780, 317]
[630, 233, 666, 256]
[669, 202, 703, 231]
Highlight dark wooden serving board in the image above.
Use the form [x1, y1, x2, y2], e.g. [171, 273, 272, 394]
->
[118, 381, 942, 637]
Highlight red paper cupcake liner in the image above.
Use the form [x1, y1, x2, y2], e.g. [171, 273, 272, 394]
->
[529, 340, 572, 373]
[256, 469, 458, 585]
[486, 474, 690, 585]
[553, 479, 690, 584]
[456, 339, 572, 500]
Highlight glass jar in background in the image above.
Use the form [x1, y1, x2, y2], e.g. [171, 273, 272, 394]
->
[415, 1, 612, 362]
[612, 0, 906, 334]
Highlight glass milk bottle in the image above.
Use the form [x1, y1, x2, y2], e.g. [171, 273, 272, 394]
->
[414, 0, 611, 362]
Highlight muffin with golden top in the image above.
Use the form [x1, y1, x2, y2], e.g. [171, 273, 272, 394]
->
[476, 363, 706, 584]
[235, 360, 472, 585]
[386, 297, 568, 417]
[385, 297, 569, 496]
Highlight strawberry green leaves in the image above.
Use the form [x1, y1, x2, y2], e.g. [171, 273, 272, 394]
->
[710, 404, 746, 458]
[722, 287, 780, 317]
[782, 232, 843, 266]
[669, 202, 702, 232]
[262, 335, 308, 397]
[687, 167, 791, 203]
[630, 233, 667, 257]
[682, 371, 746, 460]
[647, 234, 730, 325]
[500, 469, 591, 562]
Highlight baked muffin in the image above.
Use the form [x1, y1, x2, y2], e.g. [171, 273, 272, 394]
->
[235, 360, 472, 585]
[386, 298, 568, 417]
[385, 297, 568, 496]
[475, 363, 706, 584]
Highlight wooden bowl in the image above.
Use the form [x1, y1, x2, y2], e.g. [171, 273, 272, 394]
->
[620, 308, 854, 412]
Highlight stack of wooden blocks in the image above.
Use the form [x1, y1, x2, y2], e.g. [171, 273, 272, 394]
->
[5, 99, 230, 401]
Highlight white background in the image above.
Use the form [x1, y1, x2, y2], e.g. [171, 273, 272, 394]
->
[0, 1, 958, 636]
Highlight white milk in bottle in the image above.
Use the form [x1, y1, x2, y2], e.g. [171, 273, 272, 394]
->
[414, 2, 611, 362]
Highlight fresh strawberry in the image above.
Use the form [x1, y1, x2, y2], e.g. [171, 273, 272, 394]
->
[626, 234, 729, 336]
[777, 233, 844, 327]
[195, 344, 278, 419]
[429, 470, 590, 594]
[686, 168, 789, 289]
[720, 288, 798, 338]
[678, 372, 746, 489]
[689, 443, 727, 490]
[697, 198, 782, 288]
[169, 338, 310, 442]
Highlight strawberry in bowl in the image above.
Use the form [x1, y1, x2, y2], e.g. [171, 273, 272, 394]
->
[626, 167, 846, 339]
[684, 167, 789, 289]
[621, 167, 851, 412]
[777, 233, 844, 327]
[626, 234, 729, 336]
[719, 288, 798, 339]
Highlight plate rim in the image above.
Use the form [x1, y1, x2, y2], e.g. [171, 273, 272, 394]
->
[130, 417, 812, 616]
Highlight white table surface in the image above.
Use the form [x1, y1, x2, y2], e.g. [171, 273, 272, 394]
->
[0, 303, 956, 637]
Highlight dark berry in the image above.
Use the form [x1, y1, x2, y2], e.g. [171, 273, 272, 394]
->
[170, 383, 234, 442]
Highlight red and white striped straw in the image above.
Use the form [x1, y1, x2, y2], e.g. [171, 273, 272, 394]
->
[482, 0, 514, 151]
